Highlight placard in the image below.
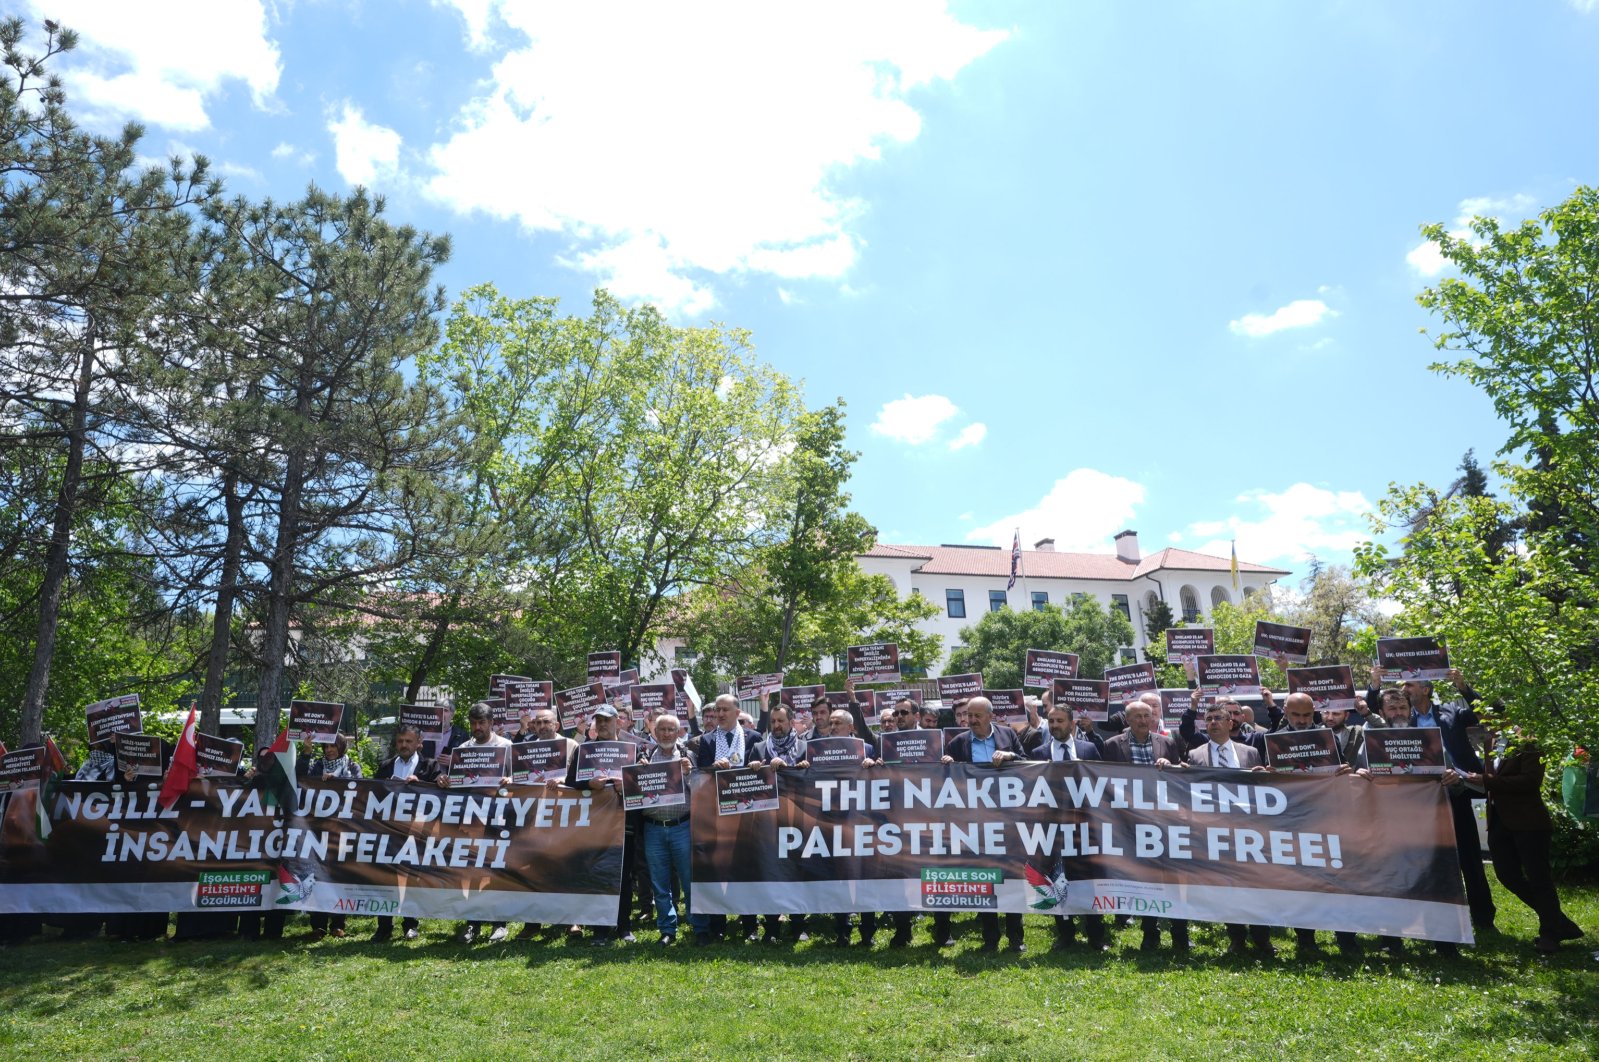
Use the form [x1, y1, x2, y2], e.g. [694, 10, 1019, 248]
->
[621, 759, 687, 811]
[574, 740, 637, 783]
[630, 683, 680, 722]
[1104, 663, 1158, 703]
[847, 643, 901, 684]
[555, 682, 608, 732]
[880, 729, 945, 765]
[511, 739, 571, 784]
[504, 680, 553, 720]
[448, 744, 511, 788]
[670, 668, 699, 711]
[587, 651, 622, 683]
[1254, 621, 1313, 664]
[877, 687, 923, 708]
[84, 694, 141, 745]
[1024, 650, 1079, 689]
[981, 689, 1027, 727]
[1159, 689, 1192, 723]
[825, 688, 876, 713]
[716, 766, 778, 814]
[399, 704, 449, 758]
[1364, 727, 1446, 775]
[735, 673, 785, 699]
[488, 674, 532, 700]
[1286, 665, 1358, 711]
[778, 684, 827, 732]
[936, 672, 984, 703]
[1264, 728, 1342, 774]
[0, 746, 50, 791]
[194, 733, 244, 778]
[485, 696, 519, 737]
[804, 736, 866, 769]
[1376, 636, 1451, 682]
[1196, 655, 1262, 698]
[1165, 628, 1214, 665]
[1052, 678, 1110, 722]
[114, 731, 162, 777]
[286, 701, 346, 745]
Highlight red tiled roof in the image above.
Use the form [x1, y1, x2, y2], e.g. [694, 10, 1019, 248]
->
[862, 543, 1289, 581]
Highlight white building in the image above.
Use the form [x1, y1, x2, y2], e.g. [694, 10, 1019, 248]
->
[858, 530, 1290, 677]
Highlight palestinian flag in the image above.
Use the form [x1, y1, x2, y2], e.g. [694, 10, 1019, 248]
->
[35, 737, 67, 841]
[157, 706, 200, 811]
[261, 727, 298, 813]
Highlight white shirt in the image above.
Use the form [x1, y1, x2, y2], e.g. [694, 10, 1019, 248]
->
[1209, 740, 1238, 768]
[391, 753, 420, 779]
[1047, 737, 1077, 761]
[461, 732, 513, 748]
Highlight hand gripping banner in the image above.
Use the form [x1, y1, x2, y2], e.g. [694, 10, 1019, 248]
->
[0, 779, 625, 925]
[689, 762, 1471, 943]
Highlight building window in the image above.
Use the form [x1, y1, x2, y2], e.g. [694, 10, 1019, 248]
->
[1071, 592, 1089, 606]
[946, 589, 966, 618]
[1031, 591, 1048, 611]
[674, 645, 697, 663]
[1180, 585, 1201, 623]
[1111, 594, 1130, 620]
[988, 590, 1007, 612]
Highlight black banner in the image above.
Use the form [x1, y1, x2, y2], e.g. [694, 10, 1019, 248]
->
[0, 779, 625, 923]
[689, 762, 1470, 942]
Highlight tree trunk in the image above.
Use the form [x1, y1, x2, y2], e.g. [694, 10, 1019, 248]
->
[18, 340, 94, 747]
[404, 590, 462, 703]
[198, 467, 246, 736]
[254, 441, 305, 751]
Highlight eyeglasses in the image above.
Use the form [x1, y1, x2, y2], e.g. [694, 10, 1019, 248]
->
[895, 709, 914, 716]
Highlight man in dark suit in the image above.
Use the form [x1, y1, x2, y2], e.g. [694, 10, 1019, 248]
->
[1185, 702, 1273, 957]
[940, 697, 1026, 953]
[1026, 702, 1106, 952]
[371, 725, 440, 941]
[1446, 734, 1584, 953]
[1366, 666, 1496, 935]
[1103, 701, 1187, 951]
[692, 694, 763, 943]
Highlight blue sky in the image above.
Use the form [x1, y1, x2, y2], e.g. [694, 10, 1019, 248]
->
[30, 0, 1599, 581]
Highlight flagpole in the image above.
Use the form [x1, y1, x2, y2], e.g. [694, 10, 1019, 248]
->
[1018, 530, 1030, 606]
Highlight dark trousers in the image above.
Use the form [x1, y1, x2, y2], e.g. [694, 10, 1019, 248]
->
[1295, 927, 1357, 951]
[1226, 923, 1272, 950]
[1141, 916, 1189, 946]
[1450, 791, 1497, 927]
[703, 914, 758, 940]
[308, 913, 346, 933]
[932, 912, 953, 943]
[1487, 815, 1572, 938]
[980, 913, 1023, 947]
[889, 911, 915, 941]
[238, 911, 286, 939]
[833, 912, 877, 943]
[375, 915, 419, 934]
[1054, 914, 1105, 946]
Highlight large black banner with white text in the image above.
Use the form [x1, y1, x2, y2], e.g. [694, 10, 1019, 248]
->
[690, 762, 1471, 943]
[0, 779, 624, 925]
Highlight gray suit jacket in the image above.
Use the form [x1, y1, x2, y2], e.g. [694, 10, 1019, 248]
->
[1185, 740, 1262, 769]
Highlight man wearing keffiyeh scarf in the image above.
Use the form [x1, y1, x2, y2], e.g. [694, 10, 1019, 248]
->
[74, 745, 118, 781]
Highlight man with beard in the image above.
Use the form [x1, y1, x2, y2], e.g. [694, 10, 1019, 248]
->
[371, 725, 440, 942]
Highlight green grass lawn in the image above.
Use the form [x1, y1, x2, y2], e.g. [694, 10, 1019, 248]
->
[4, 881, 1597, 1061]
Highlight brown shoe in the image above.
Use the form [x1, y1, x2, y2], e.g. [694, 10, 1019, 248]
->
[330, 928, 346, 939]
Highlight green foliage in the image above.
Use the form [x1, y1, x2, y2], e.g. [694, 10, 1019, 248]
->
[946, 598, 1134, 688]
[1357, 185, 1599, 753]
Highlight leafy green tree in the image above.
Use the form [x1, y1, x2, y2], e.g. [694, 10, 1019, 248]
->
[1355, 185, 1599, 749]
[946, 598, 1134, 689]
[0, 19, 216, 744]
[1280, 559, 1393, 669]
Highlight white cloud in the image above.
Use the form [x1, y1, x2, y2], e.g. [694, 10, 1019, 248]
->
[1573, 0, 1599, 10]
[271, 142, 296, 159]
[948, 422, 987, 451]
[1229, 298, 1336, 338]
[967, 469, 1147, 552]
[1407, 193, 1538, 277]
[871, 394, 960, 445]
[423, 1, 1006, 313]
[327, 103, 403, 187]
[32, 0, 280, 131]
[436, 0, 500, 49]
[1190, 483, 1373, 567]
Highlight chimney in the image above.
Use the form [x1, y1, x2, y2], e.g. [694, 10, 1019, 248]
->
[1114, 529, 1141, 563]
[1033, 537, 1055, 552]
